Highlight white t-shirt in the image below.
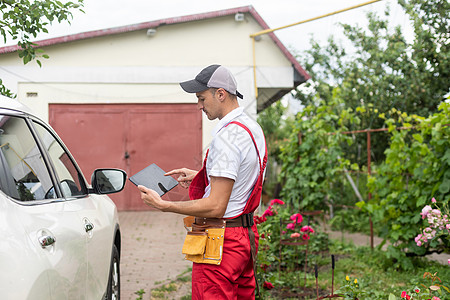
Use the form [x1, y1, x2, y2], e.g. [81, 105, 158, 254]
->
[203, 107, 266, 218]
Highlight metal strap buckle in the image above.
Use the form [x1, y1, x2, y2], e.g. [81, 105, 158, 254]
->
[242, 213, 254, 227]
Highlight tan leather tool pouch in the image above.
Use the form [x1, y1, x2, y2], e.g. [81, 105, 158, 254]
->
[182, 231, 207, 255]
[182, 217, 225, 265]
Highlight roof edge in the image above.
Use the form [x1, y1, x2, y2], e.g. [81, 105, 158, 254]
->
[0, 5, 310, 81]
[0, 6, 255, 55]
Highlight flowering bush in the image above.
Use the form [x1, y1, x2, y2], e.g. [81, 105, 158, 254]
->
[335, 275, 366, 299]
[254, 198, 287, 294]
[254, 198, 330, 297]
[414, 198, 450, 251]
[285, 213, 314, 241]
[389, 272, 450, 300]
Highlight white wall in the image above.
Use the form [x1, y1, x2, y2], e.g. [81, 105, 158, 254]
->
[0, 12, 296, 152]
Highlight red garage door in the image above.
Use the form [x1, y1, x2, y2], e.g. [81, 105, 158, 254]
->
[49, 104, 202, 211]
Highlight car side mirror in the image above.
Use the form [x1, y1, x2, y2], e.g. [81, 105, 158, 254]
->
[90, 169, 127, 194]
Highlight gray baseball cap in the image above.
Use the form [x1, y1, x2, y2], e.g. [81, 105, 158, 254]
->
[180, 64, 243, 99]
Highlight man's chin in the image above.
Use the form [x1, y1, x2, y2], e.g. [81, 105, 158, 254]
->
[204, 112, 215, 120]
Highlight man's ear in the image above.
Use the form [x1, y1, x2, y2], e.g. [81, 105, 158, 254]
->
[216, 88, 227, 102]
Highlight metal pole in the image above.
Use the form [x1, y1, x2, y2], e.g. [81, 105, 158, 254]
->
[367, 131, 374, 249]
[250, 0, 383, 100]
[250, 0, 382, 38]
[251, 36, 258, 99]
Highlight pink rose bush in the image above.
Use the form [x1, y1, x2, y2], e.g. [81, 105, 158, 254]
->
[254, 199, 285, 225]
[254, 198, 287, 293]
[415, 198, 450, 248]
[286, 213, 314, 241]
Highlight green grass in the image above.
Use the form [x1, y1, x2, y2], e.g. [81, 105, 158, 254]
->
[260, 240, 450, 299]
[149, 267, 193, 299]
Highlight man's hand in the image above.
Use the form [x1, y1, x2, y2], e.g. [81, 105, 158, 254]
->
[165, 168, 198, 189]
[138, 185, 169, 211]
[137, 176, 234, 218]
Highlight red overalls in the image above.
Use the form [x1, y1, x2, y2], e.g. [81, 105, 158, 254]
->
[189, 121, 267, 300]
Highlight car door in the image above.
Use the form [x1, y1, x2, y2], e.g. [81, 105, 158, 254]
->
[31, 119, 118, 299]
[0, 113, 88, 299]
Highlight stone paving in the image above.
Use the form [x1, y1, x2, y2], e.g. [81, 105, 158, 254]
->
[118, 211, 191, 300]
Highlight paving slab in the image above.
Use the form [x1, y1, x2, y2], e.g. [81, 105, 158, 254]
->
[118, 211, 191, 300]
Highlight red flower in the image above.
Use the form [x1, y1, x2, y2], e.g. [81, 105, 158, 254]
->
[254, 215, 267, 225]
[263, 281, 274, 289]
[414, 289, 420, 293]
[290, 213, 303, 224]
[269, 199, 285, 206]
[262, 207, 274, 218]
[260, 263, 270, 272]
[302, 233, 310, 240]
[286, 223, 296, 230]
[401, 291, 407, 298]
[300, 225, 314, 233]
[406, 295, 411, 300]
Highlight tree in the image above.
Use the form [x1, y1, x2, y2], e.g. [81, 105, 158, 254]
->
[257, 101, 294, 199]
[0, 0, 84, 97]
[295, 0, 449, 165]
[277, 0, 449, 269]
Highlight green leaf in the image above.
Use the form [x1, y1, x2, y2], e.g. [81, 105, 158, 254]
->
[438, 180, 450, 194]
[412, 133, 423, 143]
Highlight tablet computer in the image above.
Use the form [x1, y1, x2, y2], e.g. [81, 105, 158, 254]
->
[129, 163, 178, 196]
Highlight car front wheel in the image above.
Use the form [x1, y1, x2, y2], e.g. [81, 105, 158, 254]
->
[106, 244, 120, 300]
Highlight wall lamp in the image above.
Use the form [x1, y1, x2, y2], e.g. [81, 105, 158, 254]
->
[146, 28, 157, 37]
[235, 13, 245, 22]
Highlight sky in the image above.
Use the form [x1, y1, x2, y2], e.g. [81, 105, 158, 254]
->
[16, 0, 413, 54]
[3, 0, 417, 112]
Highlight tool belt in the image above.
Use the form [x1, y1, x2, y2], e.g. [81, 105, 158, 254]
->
[182, 213, 255, 265]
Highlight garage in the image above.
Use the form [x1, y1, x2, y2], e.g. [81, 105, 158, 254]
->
[49, 103, 202, 210]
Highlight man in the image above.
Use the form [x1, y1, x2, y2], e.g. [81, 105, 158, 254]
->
[138, 64, 267, 299]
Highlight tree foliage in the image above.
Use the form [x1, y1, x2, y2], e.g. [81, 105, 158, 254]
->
[277, 0, 449, 269]
[296, 0, 449, 165]
[0, 0, 84, 97]
[257, 101, 295, 198]
[364, 103, 450, 269]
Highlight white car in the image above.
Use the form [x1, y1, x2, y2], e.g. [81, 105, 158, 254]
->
[0, 95, 125, 299]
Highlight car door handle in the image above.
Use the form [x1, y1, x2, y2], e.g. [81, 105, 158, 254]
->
[84, 222, 94, 232]
[39, 235, 56, 248]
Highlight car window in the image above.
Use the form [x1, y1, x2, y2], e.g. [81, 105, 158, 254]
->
[32, 121, 86, 198]
[0, 114, 56, 201]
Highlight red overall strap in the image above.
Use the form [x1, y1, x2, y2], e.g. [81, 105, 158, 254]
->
[188, 149, 209, 200]
[224, 121, 267, 216]
[189, 120, 268, 212]
[225, 121, 267, 297]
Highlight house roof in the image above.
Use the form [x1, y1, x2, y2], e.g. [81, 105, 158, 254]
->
[0, 5, 310, 82]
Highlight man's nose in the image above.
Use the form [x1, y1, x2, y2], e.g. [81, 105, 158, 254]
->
[197, 101, 203, 110]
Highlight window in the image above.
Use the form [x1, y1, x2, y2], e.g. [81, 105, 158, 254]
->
[0, 115, 55, 201]
[33, 121, 86, 198]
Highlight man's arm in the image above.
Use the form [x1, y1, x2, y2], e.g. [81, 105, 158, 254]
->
[138, 176, 234, 218]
